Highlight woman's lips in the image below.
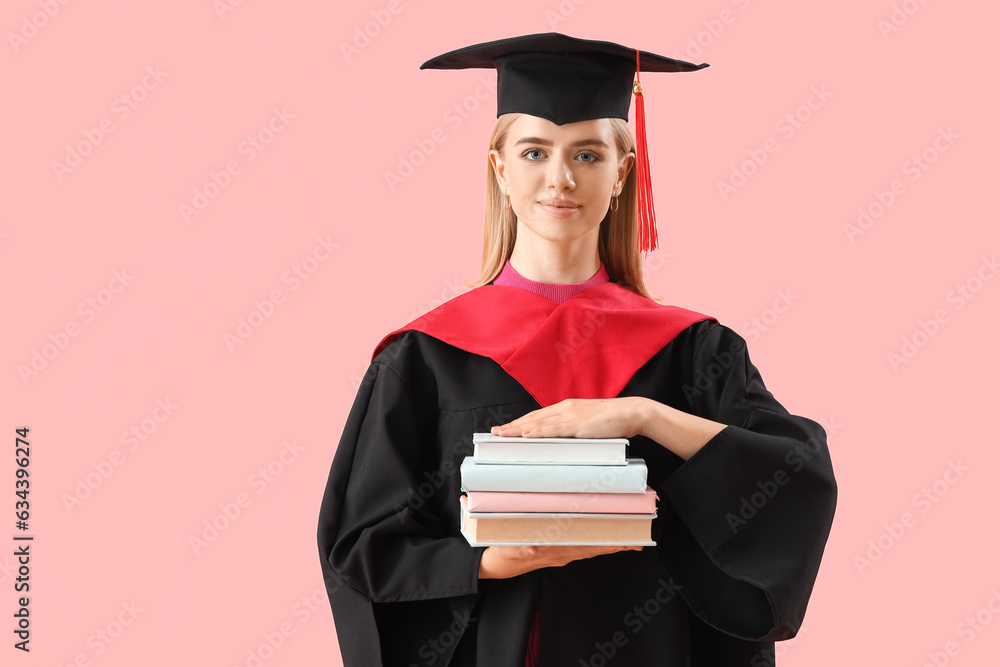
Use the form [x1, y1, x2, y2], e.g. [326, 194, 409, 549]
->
[538, 200, 581, 217]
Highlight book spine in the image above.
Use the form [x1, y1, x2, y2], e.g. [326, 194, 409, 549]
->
[465, 490, 657, 514]
[460, 505, 655, 545]
[460, 457, 646, 493]
[473, 443, 626, 465]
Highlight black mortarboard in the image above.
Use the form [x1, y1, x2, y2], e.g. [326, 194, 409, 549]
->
[420, 33, 709, 251]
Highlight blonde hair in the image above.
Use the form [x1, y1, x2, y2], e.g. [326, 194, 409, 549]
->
[468, 113, 652, 297]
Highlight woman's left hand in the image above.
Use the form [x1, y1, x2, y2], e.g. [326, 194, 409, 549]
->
[491, 397, 649, 439]
[491, 396, 727, 460]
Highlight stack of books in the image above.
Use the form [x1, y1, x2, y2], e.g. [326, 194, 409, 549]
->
[459, 432, 657, 546]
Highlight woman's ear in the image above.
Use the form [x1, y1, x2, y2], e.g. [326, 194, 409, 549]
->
[616, 152, 636, 192]
[489, 148, 508, 192]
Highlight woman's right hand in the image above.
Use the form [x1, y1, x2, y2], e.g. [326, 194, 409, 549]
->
[478, 544, 643, 579]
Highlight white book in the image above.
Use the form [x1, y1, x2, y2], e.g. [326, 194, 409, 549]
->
[472, 432, 628, 465]
[460, 457, 647, 493]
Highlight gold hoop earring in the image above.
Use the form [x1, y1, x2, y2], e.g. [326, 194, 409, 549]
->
[610, 192, 619, 212]
[504, 191, 511, 210]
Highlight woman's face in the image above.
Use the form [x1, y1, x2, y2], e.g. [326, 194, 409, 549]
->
[490, 114, 632, 247]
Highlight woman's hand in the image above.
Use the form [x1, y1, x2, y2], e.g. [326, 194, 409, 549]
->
[491, 396, 727, 460]
[478, 543, 643, 579]
[490, 397, 647, 439]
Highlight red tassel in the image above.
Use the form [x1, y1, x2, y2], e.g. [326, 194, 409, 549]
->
[633, 50, 657, 253]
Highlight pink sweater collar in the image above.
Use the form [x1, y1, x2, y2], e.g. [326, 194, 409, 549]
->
[492, 260, 609, 304]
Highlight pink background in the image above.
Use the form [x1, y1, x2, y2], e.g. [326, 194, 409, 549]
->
[3, 0, 998, 665]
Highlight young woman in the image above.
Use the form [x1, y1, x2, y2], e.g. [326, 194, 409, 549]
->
[318, 33, 837, 667]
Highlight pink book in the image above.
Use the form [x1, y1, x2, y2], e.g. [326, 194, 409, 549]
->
[464, 489, 657, 514]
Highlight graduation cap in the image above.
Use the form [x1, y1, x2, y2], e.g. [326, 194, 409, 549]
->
[420, 32, 708, 252]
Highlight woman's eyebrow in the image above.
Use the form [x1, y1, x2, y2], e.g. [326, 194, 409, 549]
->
[513, 136, 610, 148]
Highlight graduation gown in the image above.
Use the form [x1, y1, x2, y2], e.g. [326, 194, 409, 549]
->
[317, 282, 837, 666]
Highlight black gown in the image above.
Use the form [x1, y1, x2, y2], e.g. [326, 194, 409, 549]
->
[317, 284, 837, 667]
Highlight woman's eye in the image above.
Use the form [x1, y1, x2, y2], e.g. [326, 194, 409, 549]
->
[521, 149, 598, 162]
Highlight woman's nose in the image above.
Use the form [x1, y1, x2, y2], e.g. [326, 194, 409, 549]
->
[545, 157, 576, 191]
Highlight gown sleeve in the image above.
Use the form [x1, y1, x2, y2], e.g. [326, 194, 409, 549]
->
[316, 335, 488, 664]
[317, 339, 485, 602]
[656, 321, 838, 642]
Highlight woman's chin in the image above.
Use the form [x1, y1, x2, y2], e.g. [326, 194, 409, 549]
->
[518, 217, 602, 245]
